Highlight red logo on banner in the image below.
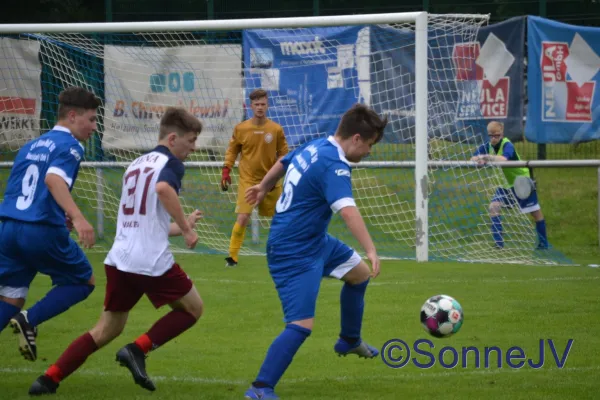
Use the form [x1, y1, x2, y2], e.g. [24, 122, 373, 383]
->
[0, 97, 36, 115]
[452, 42, 484, 81]
[540, 41, 595, 122]
[541, 42, 569, 83]
[453, 42, 510, 119]
[566, 81, 594, 121]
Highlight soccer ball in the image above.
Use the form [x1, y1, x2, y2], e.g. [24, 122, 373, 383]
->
[420, 294, 463, 338]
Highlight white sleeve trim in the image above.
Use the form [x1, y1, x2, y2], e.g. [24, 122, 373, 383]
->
[47, 166, 73, 187]
[330, 197, 356, 213]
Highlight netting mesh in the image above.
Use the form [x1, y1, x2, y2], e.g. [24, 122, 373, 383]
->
[0, 14, 569, 265]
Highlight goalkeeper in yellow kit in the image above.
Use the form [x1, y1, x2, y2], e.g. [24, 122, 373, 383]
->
[221, 89, 289, 267]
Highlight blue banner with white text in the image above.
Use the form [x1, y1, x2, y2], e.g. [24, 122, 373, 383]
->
[525, 16, 600, 144]
[370, 16, 526, 144]
[243, 26, 367, 148]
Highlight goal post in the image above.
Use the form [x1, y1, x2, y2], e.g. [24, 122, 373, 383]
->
[1, 12, 574, 266]
[415, 11, 429, 262]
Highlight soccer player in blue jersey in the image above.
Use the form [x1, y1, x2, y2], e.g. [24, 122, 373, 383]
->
[243, 104, 387, 399]
[471, 121, 548, 249]
[0, 86, 100, 361]
[28, 107, 204, 396]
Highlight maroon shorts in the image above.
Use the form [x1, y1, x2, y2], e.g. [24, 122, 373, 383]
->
[104, 263, 193, 312]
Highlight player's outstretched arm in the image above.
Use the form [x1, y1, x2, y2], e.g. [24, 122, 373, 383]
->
[45, 174, 95, 248]
[473, 154, 508, 164]
[169, 210, 203, 236]
[156, 181, 198, 249]
[245, 160, 286, 206]
[339, 206, 380, 278]
[260, 159, 286, 192]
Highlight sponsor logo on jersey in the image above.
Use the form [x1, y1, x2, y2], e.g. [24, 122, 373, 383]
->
[335, 169, 350, 177]
[70, 148, 81, 161]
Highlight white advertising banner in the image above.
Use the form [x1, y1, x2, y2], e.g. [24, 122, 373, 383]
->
[103, 44, 243, 151]
[0, 38, 42, 149]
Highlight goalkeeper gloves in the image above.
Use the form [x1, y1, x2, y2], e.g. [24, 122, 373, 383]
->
[221, 166, 231, 191]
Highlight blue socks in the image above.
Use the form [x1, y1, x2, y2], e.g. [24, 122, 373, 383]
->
[491, 216, 548, 249]
[491, 215, 503, 247]
[536, 220, 548, 248]
[26, 284, 94, 327]
[254, 324, 311, 388]
[252, 280, 369, 389]
[0, 301, 21, 332]
[340, 280, 369, 341]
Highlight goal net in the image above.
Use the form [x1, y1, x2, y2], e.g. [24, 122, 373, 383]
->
[0, 13, 569, 265]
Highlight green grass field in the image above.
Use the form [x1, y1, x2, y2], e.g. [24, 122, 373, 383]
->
[0, 138, 598, 398]
[1, 254, 599, 399]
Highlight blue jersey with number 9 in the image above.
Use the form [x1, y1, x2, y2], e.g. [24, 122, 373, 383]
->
[0, 127, 84, 226]
[267, 136, 356, 262]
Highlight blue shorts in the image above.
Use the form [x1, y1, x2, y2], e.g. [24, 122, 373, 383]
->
[492, 187, 541, 214]
[0, 220, 92, 297]
[267, 234, 362, 323]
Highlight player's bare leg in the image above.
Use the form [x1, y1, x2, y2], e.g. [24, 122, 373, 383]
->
[168, 284, 204, 319]
[29, 310, 128, 395]
[334, 260, 379, 358]
[116, 286, 203, 392]
[226, 212, 251, 267]
[0, 295, 25, 309]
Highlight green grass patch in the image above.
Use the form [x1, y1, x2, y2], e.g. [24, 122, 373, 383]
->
[1, 254, 599, 399]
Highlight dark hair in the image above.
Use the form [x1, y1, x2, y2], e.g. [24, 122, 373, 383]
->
[336, 104, 387, 144]
[57, 87, 101, 119]
[249, 89, 268, 101]
[159, 107, 203, 140]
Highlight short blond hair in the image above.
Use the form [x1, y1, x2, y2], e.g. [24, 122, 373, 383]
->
[487, 121, 504, 133]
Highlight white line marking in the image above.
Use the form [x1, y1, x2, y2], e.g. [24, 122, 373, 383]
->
[195, 276, 600, 286]
[1, 365, 598, 385]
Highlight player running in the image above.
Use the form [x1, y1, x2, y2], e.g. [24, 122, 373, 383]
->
[0, 86, 100, 361]
[28, 107, 204, 395]
[243, 104, 387, 399]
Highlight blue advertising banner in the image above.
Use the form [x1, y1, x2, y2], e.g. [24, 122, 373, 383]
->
[525, 16, 600, 144]
[243, 26, 368, 147]
[370, 16, 526, 144]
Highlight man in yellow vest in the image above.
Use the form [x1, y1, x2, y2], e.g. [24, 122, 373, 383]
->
[471, 121, 548, 249]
